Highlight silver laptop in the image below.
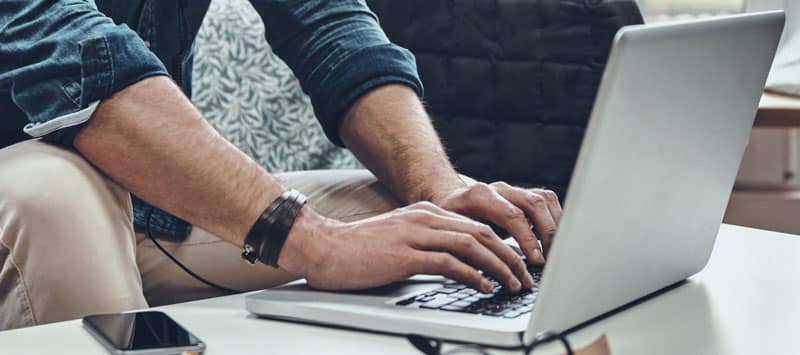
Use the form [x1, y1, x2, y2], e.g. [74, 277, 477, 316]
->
[246, 12, 785, 347]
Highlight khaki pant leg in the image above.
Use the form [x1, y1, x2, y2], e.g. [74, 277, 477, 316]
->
[138, 169, 401, 306]
[0, 140, 146, 330]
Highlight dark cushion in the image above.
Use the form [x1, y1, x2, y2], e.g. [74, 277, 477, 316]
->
[369, 0, 643, 197]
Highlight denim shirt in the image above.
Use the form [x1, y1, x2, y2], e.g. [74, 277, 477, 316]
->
[0, 0, 423, 237]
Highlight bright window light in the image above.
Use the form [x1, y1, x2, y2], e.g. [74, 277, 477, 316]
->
[638, 0, 745, 22]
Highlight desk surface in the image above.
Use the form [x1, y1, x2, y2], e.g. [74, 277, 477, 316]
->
[756, 92, 800, 127]
[3, 224, 800, 355]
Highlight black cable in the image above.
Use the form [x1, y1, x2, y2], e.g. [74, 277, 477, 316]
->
[145, 206, 243, 294]
[143, 2, 237, 293]
[526, 331, 573, 355]
[407, 329, 574, 355]
[172, 0, 191, 88]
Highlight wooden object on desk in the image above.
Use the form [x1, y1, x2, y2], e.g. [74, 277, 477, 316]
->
[755, 91, 800, 127]
[725, 92, 800, 234]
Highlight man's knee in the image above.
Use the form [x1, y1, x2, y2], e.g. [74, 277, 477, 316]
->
[0, 140, 144, 329]
[0, 140, 132, 228]
[0, 140, 134, 253]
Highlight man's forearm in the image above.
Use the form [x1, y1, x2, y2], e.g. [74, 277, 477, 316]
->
[340, 84, 466, 204]
[74, 76, 288, 246]
[71, 77, 537, 291]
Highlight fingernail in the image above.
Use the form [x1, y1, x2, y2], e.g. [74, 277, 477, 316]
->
[533, 249, 546, 264]
[481, 279, 493, 293]
[508, 277, 521, 292]
[524, 273, 535, 288]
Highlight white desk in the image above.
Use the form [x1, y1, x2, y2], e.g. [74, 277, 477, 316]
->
[3, 224, 800, 355]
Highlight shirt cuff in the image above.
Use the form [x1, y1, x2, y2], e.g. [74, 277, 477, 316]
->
[23, 101, 100, 137]
[33, 25, 169, 146]
[313, 44, 425, 147]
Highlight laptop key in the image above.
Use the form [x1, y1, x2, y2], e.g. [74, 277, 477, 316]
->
[443, 282, 467, 290]
[396, 297, 416, 306]
[482, 309, 506, 317]
[440, 305, 469, 312]
[464, 303, 486, 311]
[448, 293, 469, 300]
[486, 304, 505, 311]
[450, 301, 471, 308]
[440, 301, 472, 312]
[420, 294, 456, 309]
[434, 287, 458, 295]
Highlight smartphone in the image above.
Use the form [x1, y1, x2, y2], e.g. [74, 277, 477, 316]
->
[83, 311, 205, 355]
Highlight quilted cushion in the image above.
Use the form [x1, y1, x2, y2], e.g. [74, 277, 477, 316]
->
[192, 0, 361, 173]
[369, 0, 643, 196]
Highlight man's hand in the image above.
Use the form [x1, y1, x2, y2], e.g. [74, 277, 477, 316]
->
[341, 84, 563, 268]
[431, 182, 562, 265]
[279, 202, 535, 293]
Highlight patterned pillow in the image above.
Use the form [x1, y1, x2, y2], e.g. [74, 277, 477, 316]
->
[192, 0, 362, 173]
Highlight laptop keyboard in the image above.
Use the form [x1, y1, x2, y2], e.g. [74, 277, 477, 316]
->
[395, 266, 543, 319]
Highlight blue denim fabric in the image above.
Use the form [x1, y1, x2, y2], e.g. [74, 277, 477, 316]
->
[0, 0, 170, 144]
[0, 0, 423, 237]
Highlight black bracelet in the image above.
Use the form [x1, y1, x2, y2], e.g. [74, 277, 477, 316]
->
[261, 190, 301, 266]
[242, 189, 308, 267]
[241, 195, 287, 264]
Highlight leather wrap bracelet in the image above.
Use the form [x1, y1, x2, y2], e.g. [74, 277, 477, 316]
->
[242, 189, 308, 267]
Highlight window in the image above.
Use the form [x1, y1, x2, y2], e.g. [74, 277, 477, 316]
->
[638, 0, 745, 22]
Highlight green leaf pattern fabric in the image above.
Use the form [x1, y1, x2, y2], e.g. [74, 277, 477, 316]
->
[192, 0, 362, 173]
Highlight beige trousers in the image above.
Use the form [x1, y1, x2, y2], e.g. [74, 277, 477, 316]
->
[0, 140, 400, 330]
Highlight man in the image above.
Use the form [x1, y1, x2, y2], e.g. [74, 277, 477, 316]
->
[0, 0, 561, 330]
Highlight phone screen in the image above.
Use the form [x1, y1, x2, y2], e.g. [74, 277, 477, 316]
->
[84, 311, 203, 351]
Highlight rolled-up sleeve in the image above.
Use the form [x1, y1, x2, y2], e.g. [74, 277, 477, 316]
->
[250, 0, 424, 146]
[0, 0, 169, 146]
